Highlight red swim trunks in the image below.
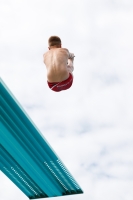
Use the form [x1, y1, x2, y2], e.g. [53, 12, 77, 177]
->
[47, 73, 73, 92]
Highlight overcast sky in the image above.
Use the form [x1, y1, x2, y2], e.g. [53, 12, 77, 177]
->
[1, 0, 133, 200]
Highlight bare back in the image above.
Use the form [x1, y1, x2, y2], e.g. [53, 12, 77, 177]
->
[43, 48, 69, 82]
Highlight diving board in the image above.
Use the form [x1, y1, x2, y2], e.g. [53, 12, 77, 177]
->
[0, 78, 83, 199]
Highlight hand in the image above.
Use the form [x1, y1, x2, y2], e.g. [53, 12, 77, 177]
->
[69, 53, 75, 59]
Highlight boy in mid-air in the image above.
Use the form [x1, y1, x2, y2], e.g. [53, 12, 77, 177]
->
[43, 36, 75, 92]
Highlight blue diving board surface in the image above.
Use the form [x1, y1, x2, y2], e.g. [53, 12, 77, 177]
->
[0, 78, 83, 199]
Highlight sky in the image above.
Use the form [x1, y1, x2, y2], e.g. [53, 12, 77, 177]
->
[0, 0, 133, 200]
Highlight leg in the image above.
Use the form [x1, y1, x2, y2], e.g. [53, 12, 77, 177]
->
[67, 58, 74, 74]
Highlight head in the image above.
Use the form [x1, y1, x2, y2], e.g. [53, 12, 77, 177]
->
[48, 36, 61, 49]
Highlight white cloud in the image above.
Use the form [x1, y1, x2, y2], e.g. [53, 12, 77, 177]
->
[1, 0, 133, 200]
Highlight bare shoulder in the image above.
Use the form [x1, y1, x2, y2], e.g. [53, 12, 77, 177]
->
[59, 48, 69, 56]
[61, 48, 69, 52]
[43, 51, 48, 57]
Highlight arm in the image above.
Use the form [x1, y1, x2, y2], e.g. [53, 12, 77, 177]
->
[67, 52, 75, 73]
[62, 48, 75, 73]
[67, 64, 74, 73]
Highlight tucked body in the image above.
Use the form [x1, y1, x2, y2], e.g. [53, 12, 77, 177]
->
[43, 36, 74, 92]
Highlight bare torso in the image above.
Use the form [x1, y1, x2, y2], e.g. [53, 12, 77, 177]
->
[43, 48, 70, 82]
